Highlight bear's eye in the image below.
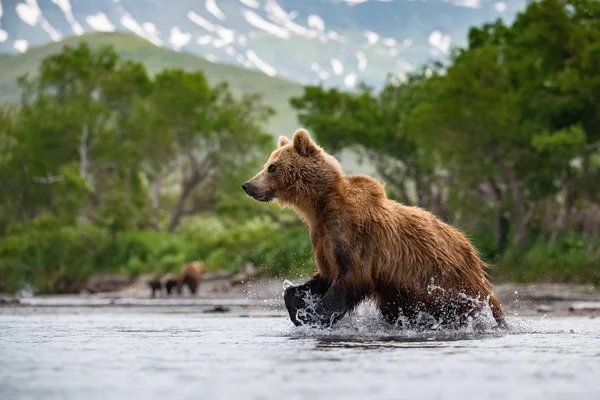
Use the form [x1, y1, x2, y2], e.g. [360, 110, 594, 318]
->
[267, 164, 277, 173]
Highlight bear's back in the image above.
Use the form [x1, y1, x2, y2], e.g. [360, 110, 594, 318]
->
[343, 174, 387, 204]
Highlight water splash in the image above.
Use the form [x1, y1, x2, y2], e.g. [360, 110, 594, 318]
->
[278, 281, 535, 342]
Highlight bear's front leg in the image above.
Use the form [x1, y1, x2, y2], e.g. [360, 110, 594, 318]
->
[283, 276, 330, 326]
[284, 280, 350, 328]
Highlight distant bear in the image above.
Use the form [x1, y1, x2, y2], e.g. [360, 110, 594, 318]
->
[147, 276, 163, 298]
[147, 273, 177, 297]
[163, 273, 179, 295]
[148, 262, 205, 297]
[175, 261, 205, 295]
[242, 129, 505, 329]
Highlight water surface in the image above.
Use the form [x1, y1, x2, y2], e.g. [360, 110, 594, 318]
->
[1, 304, 599, 400]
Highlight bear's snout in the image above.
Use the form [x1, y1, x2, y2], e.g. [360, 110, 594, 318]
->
[241, 181, 252, 194]
[242, 180, 275, 202]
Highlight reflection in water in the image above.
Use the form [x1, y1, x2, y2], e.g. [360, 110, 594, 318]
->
[299, 328, 505, 351]
[312, 336, 482, 350]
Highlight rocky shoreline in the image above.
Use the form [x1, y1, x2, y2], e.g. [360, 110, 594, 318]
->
[1, 273, 599, 318]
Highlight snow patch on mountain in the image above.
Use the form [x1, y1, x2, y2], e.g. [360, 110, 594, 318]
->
[239, 0, 259, 9]
[206, 0, 227, 21]
[86, 13, 116, 32]
[242, 9, 289, 39]
[364, 30, 379, 45]
[452, 0, 480, 9]
[330, 58, 344, 76]
[17, 0, 62, 41]
[14, 39, 28, 52]
[16, 0, 39, 26]
[428, 30, 451, 54]
[344, 73, 357, 88]
[495, 2, 507, 12]
[187, 11, 216, 33]
[246, 49, 277, 76]
[0, 0, 6, 43]
[307, 15, 324, 32]
[115, 2, 162, 45]
[382, 37, 396, 47]
[265, 0, 320, 39]
[340, 0, 369, 5]
[197, 35, 212, 45]
[169, 26, 191, 51]
[51, 0, 84, 35]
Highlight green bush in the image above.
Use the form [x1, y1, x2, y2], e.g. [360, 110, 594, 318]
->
[0, 214, 110, 294]
[0, 213, 315, 294]
[493, 233, 600, 284]
[2, 212, 599, 294]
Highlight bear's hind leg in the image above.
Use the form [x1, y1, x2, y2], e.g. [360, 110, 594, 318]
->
[310, 284, 350, 327]
[375, 287, 421, 328]
[489, 295, 507, 329]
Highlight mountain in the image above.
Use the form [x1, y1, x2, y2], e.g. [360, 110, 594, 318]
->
[0, 32, 375, 173]
[0, 32, 304, 146]
[0, 0, 527, 89]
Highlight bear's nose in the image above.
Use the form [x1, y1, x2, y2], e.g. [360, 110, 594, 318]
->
[242, 182, 251, 194]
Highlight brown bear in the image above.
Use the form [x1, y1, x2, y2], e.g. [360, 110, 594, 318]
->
[242, 128, 506, 329]
[175, 261, 205, 295]
[147, 273, 177, 297]
[163, 273, 179, 295]
[148, 262, 205, 297]
[147, 275, 163, 298]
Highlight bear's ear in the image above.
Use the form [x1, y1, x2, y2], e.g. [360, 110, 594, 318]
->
[277, 136, 290, 148]
[292, 128, 318, 156]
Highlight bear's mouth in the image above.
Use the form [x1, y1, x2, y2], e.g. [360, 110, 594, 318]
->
[252, 192, 276, 202]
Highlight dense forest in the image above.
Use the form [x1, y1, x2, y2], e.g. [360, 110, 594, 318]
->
[1, 0, 599, 294]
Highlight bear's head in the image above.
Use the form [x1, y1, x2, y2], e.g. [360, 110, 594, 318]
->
[242, 128, 343, 207]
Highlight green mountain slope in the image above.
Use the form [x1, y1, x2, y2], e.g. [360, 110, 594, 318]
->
[0, 32, 303, 139]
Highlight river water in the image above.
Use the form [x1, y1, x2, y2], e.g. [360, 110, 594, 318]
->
[1, 302, 599, 400]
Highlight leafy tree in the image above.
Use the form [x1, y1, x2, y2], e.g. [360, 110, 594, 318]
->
[290, 71, 450, 220]
[291, 0, 600, 256]
[132, 69, 274, 231]
[3, 1, 600, 293]
[12, 43, 153, 228]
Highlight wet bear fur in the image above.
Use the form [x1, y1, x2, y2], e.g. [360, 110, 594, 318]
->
[242, 129, 506, 329]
